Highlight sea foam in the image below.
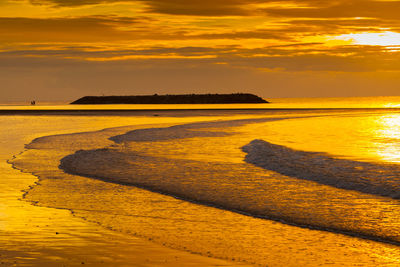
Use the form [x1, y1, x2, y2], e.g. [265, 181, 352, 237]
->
[242, 139, 400, 199]
[59, 117, 400, 244]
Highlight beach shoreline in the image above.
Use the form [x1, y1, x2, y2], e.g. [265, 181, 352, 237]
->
[2, 110, 400, 266]
[0, 115, 251, 266]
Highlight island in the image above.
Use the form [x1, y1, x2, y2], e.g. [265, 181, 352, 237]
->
[70, 93, 268, 104]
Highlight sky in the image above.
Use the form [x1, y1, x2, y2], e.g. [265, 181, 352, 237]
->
[1, 0, 400, 102]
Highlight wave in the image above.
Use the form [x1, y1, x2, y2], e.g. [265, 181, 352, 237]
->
[109, 117, 285, 143]
[9, 112, 400, 266]
[58, 119, 400, 245]
[12, 126, 400, 266]
[242, 139, 400, 199]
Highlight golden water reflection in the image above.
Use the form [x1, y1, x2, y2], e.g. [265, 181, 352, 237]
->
[0, 114, 249, 266]
[371, 114, 400, 163]
[13, 113, 400, 266]
[3, 109, 400, 266]
[237, 111, 400, 164]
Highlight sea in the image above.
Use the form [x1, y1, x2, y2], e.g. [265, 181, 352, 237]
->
[2, 96, 400, 266]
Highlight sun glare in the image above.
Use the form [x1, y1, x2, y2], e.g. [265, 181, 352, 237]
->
[335, 31, 400, 47]
[372, 114, 400, 163]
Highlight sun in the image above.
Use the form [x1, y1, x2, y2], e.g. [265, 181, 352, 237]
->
[334, 31, 400, 47]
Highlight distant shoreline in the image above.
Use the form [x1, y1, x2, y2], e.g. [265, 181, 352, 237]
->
[1, 107, 396, 117]
[70, 93, 269, 104]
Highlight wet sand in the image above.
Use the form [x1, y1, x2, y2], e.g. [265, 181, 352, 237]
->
[0, 115, 250, 266]
[3, 113, 400, 266]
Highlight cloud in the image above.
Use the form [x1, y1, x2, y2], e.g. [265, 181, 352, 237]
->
[0, 16, 328, 46]
[137, 0, 262, 16]
[2, 41, 400, 73]
[25, 0, 264, 16]
[21, 0, 400, 38]
[29, 0, 122, 7]
[263, 0, 400, 21]
[0, 16, 190, 43]
[0, 16, 135, 41]
[26, 0, 400, 21]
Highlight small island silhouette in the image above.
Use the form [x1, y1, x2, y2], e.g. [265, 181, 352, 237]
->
[71, 93, 268, 104]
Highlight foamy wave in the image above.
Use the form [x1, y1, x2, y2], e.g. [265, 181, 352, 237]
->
[242, 139, 400, 198]
[59, 123, 400, 245]
[110, 118, 283, 143]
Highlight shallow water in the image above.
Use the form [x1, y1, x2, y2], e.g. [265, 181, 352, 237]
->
[9, 108, 400, 266]
[1, 115, 247, 266]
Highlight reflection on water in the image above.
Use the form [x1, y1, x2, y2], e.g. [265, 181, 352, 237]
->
[372, 114, 400, 162]
[9, 109, 400, 266]
[239, 110, 400, 164]
[0, 115, 246, 266]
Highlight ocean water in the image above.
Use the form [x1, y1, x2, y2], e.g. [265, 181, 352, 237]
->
[6, 97, 400, 266]
[1, 115, 247, 266]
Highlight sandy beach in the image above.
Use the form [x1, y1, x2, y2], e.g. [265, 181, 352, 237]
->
[2, 110, 400, 266]
[0, 114, 251, 266]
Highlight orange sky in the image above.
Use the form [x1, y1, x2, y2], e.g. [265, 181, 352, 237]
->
[1, 0, 400, 102]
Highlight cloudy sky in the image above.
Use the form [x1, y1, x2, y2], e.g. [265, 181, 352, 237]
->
[1, 0, 400, 102]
